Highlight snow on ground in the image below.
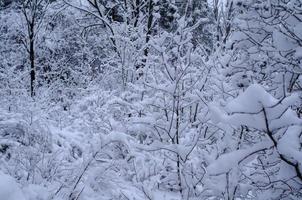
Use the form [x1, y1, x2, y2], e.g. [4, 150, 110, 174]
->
[0, 171, 25, 200]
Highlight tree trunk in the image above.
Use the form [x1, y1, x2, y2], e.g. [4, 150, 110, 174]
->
[175, 97, 183, 195]
[29, 22, 35, 97]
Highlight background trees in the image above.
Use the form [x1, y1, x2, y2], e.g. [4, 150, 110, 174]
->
[222, 0, 302, 96]
[20, 0, 50, 96]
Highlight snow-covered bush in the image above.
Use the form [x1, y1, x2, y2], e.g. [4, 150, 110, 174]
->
[209, 84, 302, 199]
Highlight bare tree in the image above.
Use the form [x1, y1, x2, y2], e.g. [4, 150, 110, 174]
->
[20, 0, 49, 96]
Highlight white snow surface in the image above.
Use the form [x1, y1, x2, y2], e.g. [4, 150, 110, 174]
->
[210, 84, 302, 131]
[0, 171, 25, 200]
[278, 126, 302, 165]
[207, 140, 273, 175]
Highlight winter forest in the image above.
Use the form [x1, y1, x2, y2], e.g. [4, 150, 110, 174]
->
[0, 0, 302, 199]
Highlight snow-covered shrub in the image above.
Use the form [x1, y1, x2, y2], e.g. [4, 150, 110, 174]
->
[209, 84, 302, 199]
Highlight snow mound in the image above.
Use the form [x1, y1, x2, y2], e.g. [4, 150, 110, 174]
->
[0, 171, 25, 200]
[225, 84, 277, 113]
[207, 141, 272, 175]
[278, 126, 302, 165]
[210, 84, 302, 131]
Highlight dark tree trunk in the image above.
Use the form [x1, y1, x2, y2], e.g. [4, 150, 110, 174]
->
[133, 0, 140, 27]
[29, 27, 35, 97]
[144, 0, 153, 57]
[136, 0, 154, 79]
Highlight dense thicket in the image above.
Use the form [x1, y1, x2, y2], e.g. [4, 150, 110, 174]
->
[0, 0, 301, 199]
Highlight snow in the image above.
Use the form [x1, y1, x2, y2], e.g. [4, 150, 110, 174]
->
[295, 47, 302, 58]
[293, 22, 302, 39]
[0, 171, 25, 200]
[210, 84, 302, 131]
[278, 126, 302, 165]
[225, 84, 277, 113]
[272, 30, 296, 51]
[207, 141, 273, 175]
[211, 108, 267, 130]
[1, 1, 302, 199]
[209, 83, 302, 190]
[22, 184, 49, 200]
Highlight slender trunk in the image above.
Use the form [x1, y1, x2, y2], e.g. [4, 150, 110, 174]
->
[137, 0, 153, 78]
[144, 0, 153, 55]
[193, 103, 199, 123]
[223, 1, 233, 44]
[175, 97, 182, 195]
[29, 22, 35, 97]
[133, 0, 140, 27]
